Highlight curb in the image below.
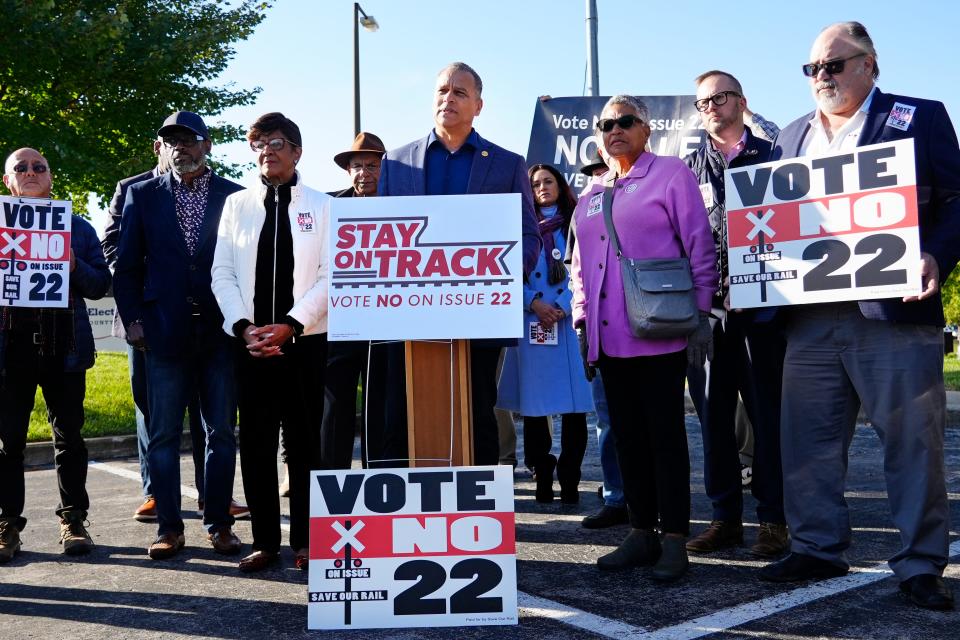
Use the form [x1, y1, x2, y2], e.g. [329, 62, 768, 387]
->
[25, 430, 194, 468]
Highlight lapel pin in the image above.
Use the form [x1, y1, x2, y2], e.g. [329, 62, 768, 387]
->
[481, 150, 489, 157]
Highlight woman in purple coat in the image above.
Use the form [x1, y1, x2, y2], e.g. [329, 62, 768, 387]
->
[570, 95, 717, 582]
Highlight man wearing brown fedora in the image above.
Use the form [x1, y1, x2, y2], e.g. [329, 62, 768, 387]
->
[319, 132, 389, 470]
[330, 132, 385, 198]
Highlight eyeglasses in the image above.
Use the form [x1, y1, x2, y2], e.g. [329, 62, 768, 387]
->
[802, 53, 866, 78]
[250, 138, 299, 152]
[694, 90, 741, 112]
[11, 162, 48, 174]
[596, 114, 645, 133]
[162, 135, 204, 148]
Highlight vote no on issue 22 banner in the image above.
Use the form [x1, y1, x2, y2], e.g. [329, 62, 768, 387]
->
[0, 196, 72, 308]
[327, 194, 523, 341]
[308, 466, 517, 630]
[725, 139, 921, 308]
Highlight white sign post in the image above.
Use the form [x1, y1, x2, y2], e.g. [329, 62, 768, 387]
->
[725, 140, 921, 308]
[327, 194, 523, 340]
[0, 196, 72, 308]
[307, 466, 517, 630]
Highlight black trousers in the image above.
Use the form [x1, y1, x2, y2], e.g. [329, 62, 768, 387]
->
[236, 334, 326, 552]
[0, 334, 88, 530]
[598, 349, 689, 535]
[522, 414, 588, 489]
[319, 340, 387, 469]
[686, 312, 786, 524]
[381, 342, 502, 466]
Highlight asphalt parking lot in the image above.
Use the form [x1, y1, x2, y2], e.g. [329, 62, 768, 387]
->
[1, 416, 958, 639]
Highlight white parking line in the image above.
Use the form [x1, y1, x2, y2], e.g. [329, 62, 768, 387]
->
[638, 540, 960, 640]
[518, 591, 649, 637]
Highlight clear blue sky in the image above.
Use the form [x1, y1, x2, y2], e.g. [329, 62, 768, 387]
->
[89, 0, 960, 232]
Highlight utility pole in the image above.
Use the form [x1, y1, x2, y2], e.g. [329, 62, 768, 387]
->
[585, 0, 599, 96]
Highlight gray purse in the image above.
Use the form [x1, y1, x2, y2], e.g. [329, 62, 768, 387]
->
[600, 178, 699, 339]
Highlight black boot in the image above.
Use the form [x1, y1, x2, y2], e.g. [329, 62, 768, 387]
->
[651, 535, 689, 582]
[535, 454, 557, 503]
[597, 528, 661, 570]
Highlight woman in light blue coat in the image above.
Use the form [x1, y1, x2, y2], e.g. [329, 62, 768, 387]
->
[497, 164, 593, 503]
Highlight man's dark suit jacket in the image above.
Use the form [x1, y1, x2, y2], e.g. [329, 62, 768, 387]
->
[102, 167, 158, 338]
[772, 89, 960, 326]
[102, 168, 158, 268]
[378, 131, 541, 275]
[112, 171, 243, 357]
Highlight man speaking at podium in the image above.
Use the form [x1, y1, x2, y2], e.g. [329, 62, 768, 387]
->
[378, 61, 541, 466]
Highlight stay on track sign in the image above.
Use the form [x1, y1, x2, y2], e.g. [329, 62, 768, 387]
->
[307, 466, 517, 630]
[725, 139, 921, 308]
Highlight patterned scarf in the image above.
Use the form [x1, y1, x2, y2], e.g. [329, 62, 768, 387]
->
[537, 205, 568, 285]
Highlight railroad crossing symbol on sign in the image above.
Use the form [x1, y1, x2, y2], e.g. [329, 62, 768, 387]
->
[746, 209, 775, 240]
[331, 520, 365, 553]
[1, 231, 27, 256]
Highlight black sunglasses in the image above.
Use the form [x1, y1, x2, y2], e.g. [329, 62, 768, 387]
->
[802, 53, 866, 78]
[162, 134, 204, 148]
[694, 90, 741, 112]
[11, 162, 48, 174]
[250, 138, 299, 152]
[596, 114, 645, 133]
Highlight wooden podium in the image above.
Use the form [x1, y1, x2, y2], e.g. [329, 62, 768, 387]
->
[404, 339, 474, 467]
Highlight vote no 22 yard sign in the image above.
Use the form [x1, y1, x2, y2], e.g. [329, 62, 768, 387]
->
[0, 196, 72, 308]
[725, 140, 921, 308]
[308, 467, 517, 630]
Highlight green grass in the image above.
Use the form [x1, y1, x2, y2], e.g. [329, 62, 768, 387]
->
[27, 351, 364, 443]
[945, 353, 960, 391]
[28, 351, 135, 442]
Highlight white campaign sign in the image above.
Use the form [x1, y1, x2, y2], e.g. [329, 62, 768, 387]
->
[0, 196, 72, 308]
[725, 139, 922, 308]
[307, 466, 517, 630]
[327, 194, 523, 340]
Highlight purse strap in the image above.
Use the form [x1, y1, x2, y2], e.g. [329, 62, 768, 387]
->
[600, 182, 624, 258]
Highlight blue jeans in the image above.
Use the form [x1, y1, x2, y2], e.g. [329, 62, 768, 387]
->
[130, 345, 206, 500]
[144, 329, 236, 536]
[591, 372, 624, 507]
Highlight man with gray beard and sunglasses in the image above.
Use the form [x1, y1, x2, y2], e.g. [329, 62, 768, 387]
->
[114, 111, 244, 561]
[757, 22, 960, 611]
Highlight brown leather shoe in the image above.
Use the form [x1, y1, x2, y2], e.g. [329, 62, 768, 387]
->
[148, 533, 185, 560]
[751, 522, 789, 558]
[239, 550, 279, 573]
[229, 500, 250, 519]
[134, 497, 157, 522]
[0, 519, 22, 563]
[208, 526, 242, 555]
[686, 520, 743, 553]
[197, 498, 250, 519]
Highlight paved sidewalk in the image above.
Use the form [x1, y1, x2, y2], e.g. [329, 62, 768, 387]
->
[4, 416, 958, 639]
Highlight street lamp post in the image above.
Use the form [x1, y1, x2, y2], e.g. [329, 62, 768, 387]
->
[354, 2, 379, 137]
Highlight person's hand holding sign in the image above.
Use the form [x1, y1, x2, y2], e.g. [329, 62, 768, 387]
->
[902, 252, 940, 303]
[530, 298, 565, 330]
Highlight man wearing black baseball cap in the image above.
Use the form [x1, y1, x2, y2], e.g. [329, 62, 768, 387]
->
[114, 111, 245, 560]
